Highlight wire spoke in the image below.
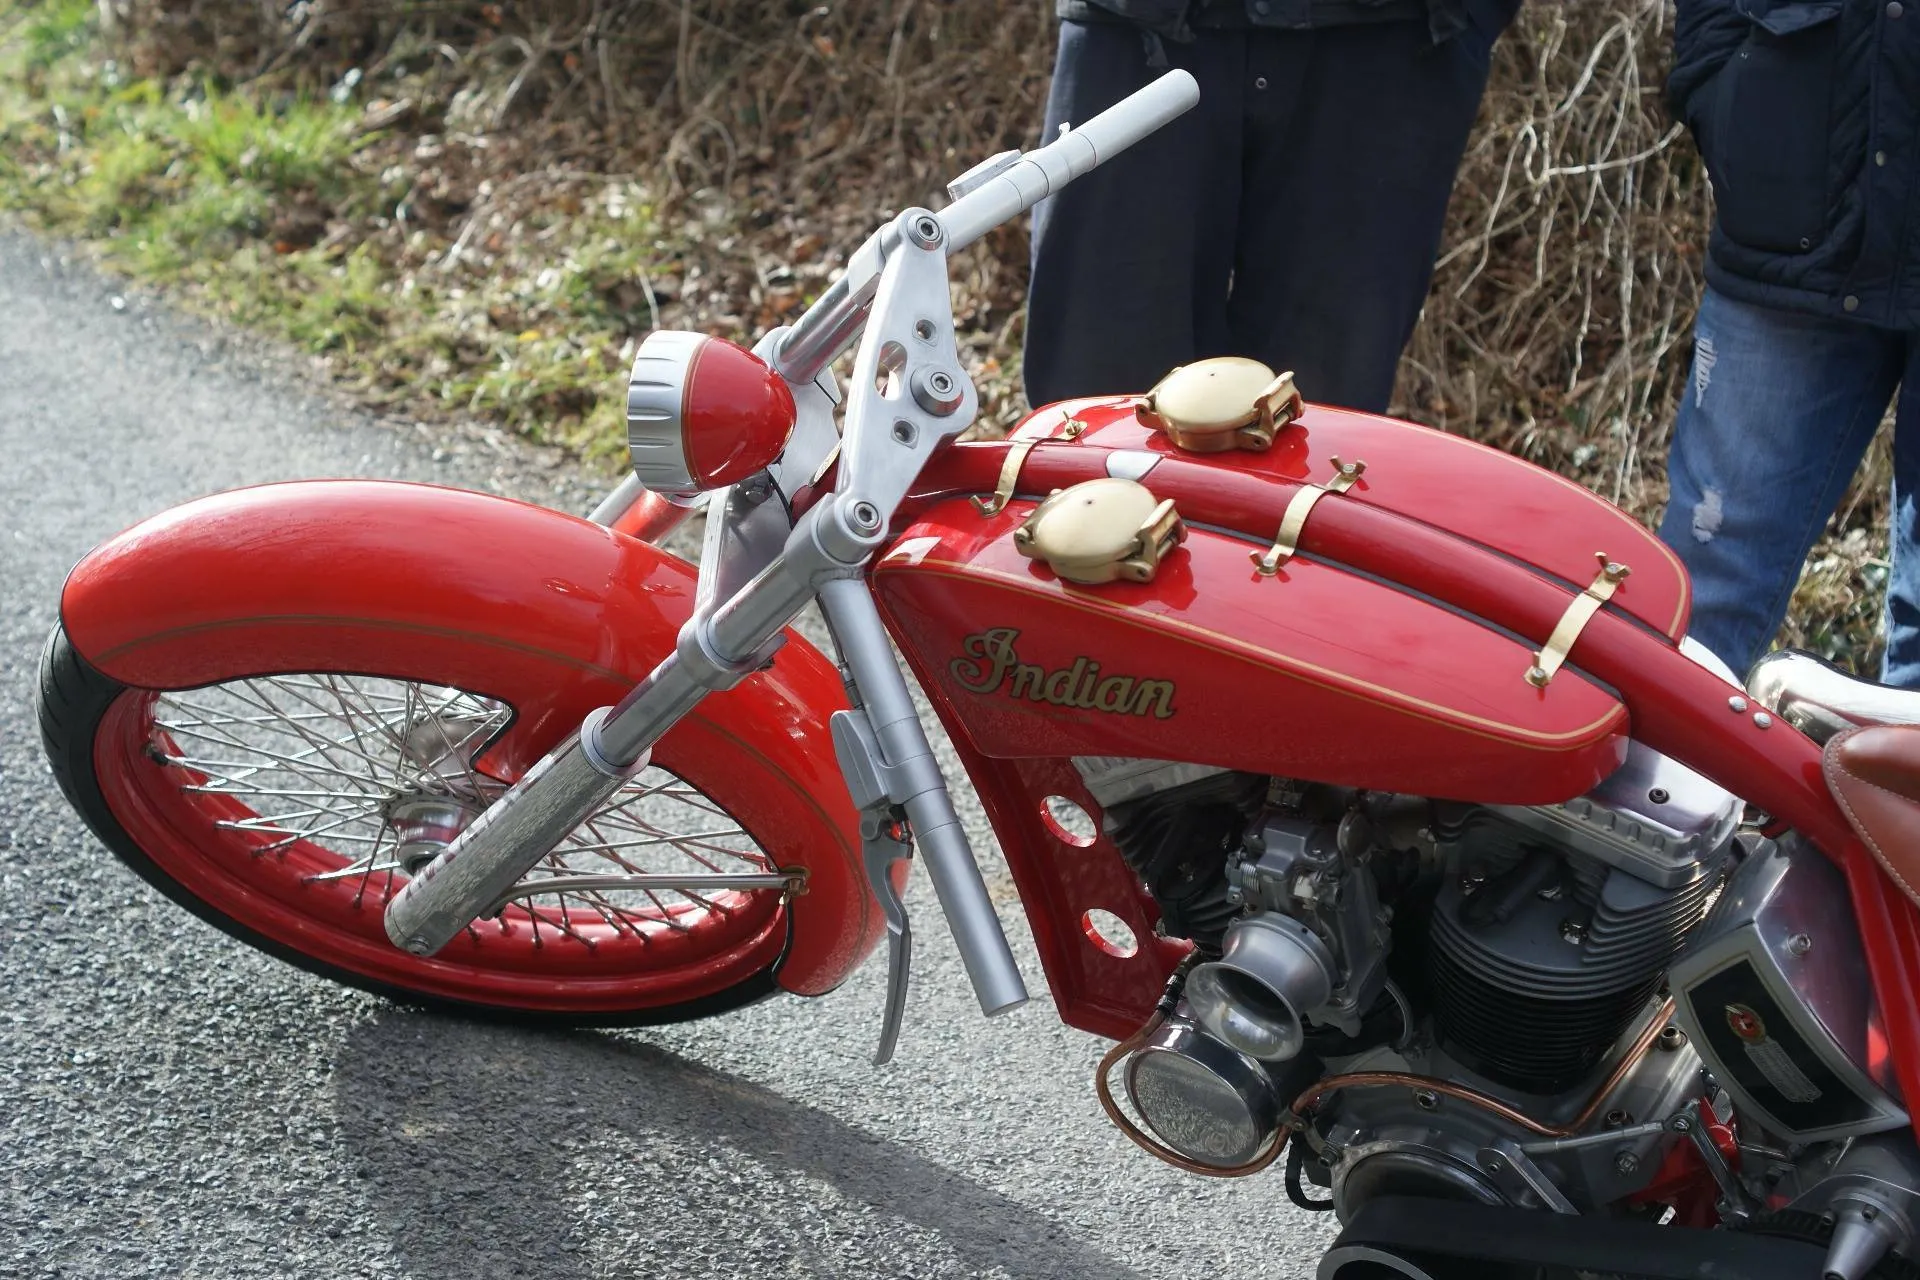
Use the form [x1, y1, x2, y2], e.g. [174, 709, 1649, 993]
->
[150, 674, 774, 943]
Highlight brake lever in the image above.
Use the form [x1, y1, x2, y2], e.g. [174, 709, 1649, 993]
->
[833, 706, 919, 1064]
[861, 812, 915, 1065]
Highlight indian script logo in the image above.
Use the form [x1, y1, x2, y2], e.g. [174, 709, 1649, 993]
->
[949, 627, 1175, 720]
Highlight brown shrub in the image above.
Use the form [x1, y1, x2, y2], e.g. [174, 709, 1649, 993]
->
[104, 0, 1890, 666]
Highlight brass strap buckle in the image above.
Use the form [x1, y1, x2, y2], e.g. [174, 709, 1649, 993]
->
[971, 415, 1085, 518]
[1253, 456, 1366, 575]
[1527, 553, 1631, 688]
[972, 438, 1040, 517]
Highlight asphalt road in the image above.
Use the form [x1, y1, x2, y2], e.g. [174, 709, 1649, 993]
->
[0, 231, 1336, 1279]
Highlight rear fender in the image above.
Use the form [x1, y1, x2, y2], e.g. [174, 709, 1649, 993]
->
[59, 479, 874, 997]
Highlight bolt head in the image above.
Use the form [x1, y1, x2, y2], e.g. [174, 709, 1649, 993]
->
[907, 213, 943, 247]
[909, 366, 965, 416]
[1615, 1150, 1641, 1175]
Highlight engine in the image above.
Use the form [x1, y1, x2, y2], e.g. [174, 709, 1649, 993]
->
[1087, 740, 1744, 1215]
[1426, 764, 1736, 1094]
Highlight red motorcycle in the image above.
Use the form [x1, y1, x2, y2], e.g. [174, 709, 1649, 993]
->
[35, 72, 1920, 1278]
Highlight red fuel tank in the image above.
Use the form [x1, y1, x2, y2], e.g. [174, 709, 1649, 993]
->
[877, 396, 1687, 807]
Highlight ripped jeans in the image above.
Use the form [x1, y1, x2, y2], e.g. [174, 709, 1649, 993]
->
[1659, 284, 1920, 684]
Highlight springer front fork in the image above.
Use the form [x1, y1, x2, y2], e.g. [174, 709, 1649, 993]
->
[382, 221, 1031, 1057]
[383, 482, 1028, 1051]
[583, 487, 973, 1063]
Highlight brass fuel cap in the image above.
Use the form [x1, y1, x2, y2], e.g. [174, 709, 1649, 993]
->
[1137, 357, 1303, 453]
[1014, 477, 1185, 585]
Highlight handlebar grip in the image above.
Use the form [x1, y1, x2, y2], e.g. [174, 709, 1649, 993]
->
[939, 68, 1200, 253]
[1064, 66, 1203, 171]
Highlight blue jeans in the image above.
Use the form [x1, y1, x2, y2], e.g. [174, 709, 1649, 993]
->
[1659, 285, 1920, 684]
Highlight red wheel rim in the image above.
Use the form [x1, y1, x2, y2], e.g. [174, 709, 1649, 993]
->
[93, 675, 788, 1012]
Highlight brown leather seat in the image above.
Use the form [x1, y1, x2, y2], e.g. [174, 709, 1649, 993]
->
[1824, 724, 1920, 907]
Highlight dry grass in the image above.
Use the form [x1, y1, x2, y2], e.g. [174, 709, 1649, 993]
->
[11, 0, 1893, 668]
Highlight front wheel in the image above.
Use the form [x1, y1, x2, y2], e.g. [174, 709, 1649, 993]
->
[37, 624, 811, 1024]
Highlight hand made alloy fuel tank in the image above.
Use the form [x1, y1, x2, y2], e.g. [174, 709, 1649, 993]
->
[875, 393, 1693, 808]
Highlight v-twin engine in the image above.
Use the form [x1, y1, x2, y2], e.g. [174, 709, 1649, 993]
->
[1087, 740, 1744, 1215]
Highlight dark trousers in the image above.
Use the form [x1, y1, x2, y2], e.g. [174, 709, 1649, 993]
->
[1024, 18, 1500, 413]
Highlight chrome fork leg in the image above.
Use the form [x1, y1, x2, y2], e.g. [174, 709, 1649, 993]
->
[384, 492, 883, 957]
[817, 579, 1027, 1021]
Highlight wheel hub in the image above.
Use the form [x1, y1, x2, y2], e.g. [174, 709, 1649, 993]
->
[383, 792, 482, 876]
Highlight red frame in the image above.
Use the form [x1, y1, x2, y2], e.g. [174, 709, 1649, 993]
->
[883, 425, 1920, 1140]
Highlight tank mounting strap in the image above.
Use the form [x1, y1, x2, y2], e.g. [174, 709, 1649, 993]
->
[970, 414, 1085, 518]
[1527, 553, 1631, 688]
[1253, 457, 1365, 575]
[972, 438, 1040, 517]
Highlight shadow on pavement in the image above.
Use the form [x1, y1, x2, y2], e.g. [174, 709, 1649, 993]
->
[334, 1008, 1147, 1279]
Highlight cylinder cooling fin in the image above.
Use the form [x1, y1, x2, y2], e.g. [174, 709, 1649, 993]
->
[1428, 810, 1731, 1093]
[1100, 768, 1266, 955]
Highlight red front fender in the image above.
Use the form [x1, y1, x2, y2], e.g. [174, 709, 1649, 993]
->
[59, 479, 875, 998]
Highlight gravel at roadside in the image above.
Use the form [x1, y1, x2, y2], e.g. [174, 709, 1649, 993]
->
[0, 230, 1334, 1279]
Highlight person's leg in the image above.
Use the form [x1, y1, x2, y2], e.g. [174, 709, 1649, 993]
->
[1879, 342, 1920, 684]
[1658, 286, 1901, 675]
[1227, 17, 1503, 412]
[1023, 23, 1243, 408]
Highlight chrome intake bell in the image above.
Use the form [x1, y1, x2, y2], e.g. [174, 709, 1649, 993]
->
[1186, 913, 1338, 1061]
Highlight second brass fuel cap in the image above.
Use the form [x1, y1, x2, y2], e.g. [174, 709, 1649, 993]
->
[1136, 356, 1303, 453]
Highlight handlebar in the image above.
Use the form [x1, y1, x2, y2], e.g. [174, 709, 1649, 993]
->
[938, 68, 1199, 253]
[772, 69, 1200, 386]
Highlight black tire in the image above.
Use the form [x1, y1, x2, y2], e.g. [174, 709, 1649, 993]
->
[35, 622, 783, 1027]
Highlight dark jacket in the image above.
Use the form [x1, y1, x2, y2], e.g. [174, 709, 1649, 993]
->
[1670, 0, 1917, 327]
[1056, 0, 1501, 44]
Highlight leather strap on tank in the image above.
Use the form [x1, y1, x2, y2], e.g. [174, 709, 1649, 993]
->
[1526, 553, 1631, 688]
[1253, 457, 1366, 574]
[971, 415, 1087, 518]
[972, 438, 1042, 517]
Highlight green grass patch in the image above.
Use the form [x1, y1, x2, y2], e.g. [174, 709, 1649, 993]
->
[0, 0, 653, 458]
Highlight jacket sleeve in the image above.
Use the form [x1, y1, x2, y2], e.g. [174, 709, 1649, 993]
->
[1668, 0, 1749, 120]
